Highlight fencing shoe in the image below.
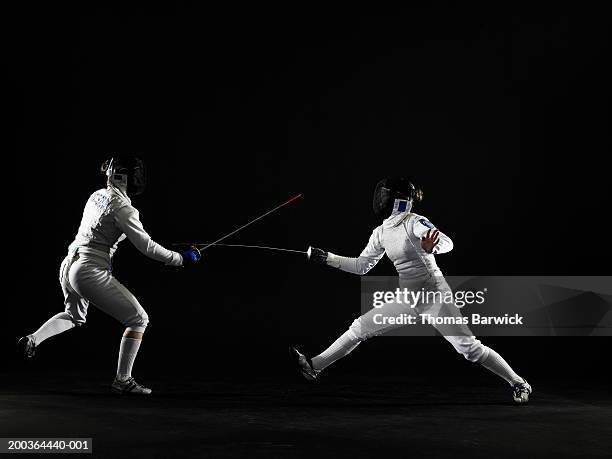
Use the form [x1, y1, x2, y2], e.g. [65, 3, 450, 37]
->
[289, 346, 320, 381]
[17, 335, 37, 358]
[111, 376, 152, 395]
[512, 380, 532, 404]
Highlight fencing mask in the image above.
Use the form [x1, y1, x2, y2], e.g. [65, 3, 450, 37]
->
[101, 154, 147, 196]
[372, 178, 423, 218]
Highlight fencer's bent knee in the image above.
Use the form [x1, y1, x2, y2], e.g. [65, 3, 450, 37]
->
[70, 316, 86, 328]
[348, 318, 368, 342]
[61, 310, 84, 327]
[124, 309, 149, 333]
[64, 307, 87, 326]
[446, 336, 489, 363]
[462, 341, 488, 363]
[461, 340, 489, 363]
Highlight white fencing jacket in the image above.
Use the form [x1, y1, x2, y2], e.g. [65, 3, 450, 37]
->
[327, 210, 453, 279]
[68, 185, 183, 266]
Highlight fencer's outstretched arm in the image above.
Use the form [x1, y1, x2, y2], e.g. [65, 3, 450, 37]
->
[413, 218, 453, 254]
[326, 228, 386, 275]
[115, 206, 183, 266]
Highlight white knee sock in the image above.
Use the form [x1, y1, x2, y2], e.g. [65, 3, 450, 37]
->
[116, 337, 142, 381]
[311, 330, 361, 371]
[480, 348, 524, 386]
[32, 313, 75, 345]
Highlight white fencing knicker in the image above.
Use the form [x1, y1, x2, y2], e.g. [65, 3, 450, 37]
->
[348, 276, 490, 363]
[60, 247, 149, 333]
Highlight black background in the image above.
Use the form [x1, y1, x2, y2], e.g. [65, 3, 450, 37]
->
[6, 5, 611, 383]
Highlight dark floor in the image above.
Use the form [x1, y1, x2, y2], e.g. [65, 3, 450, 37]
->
[2, 370, 611, 458]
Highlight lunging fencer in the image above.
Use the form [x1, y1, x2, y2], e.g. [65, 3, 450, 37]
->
[291, 178, 532, 404]
[17, 154, 202, 395]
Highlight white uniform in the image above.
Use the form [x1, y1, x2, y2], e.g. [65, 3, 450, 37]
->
[326, 209, 489, 363]
[61, 184, 183, 332]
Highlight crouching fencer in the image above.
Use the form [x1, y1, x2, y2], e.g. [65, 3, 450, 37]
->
[291, 178, 532, 404]
[17, 154, 202, 395]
